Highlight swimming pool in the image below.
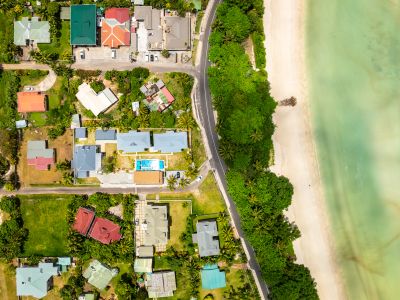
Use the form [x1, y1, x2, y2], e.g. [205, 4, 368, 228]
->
[135, 159, 165, 171]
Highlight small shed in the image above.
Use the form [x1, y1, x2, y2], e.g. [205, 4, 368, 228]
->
[16, 120, 28, 129]
[60, 7, 71, 20]
[137, 246, 154, 257]
[134, 258, 152, 273]
[57, 257, 72, 273]
[75, 127, 87, 139]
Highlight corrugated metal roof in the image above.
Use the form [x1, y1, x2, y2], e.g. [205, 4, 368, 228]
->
[75, 127, 87, 139]
[70, 5, 97, 45]
[134, 258, 152, 273]
[16, 263, 59, 298]
[117, 131, 150, 153]
[95, 129, 117, 141]
[60, 7, 71, 20]
[83, 260, 117, 290]
[153, 131, 188, 153]
[193, 220, 220, 257]
[72, 145, 98, 174]
[165, 16, 191, 50]
[14, 17, 50, 45]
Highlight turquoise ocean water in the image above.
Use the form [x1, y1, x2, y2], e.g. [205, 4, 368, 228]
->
[307, 0, 400, 299]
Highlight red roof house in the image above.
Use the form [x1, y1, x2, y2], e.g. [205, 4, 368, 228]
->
[161, 87, 175, 103]
[88, 217, 122, 244]
[105, 8, 130, 23]
[17, 92, 47, 113]
[73, 207, 95, 236]
[27, 140, 54, 170]
[102, 8, 130, 48]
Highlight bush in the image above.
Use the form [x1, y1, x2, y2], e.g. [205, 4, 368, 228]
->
[252, 32, 266, 69]
[161, 49, 170, 58]
[90, 80, 106, 93]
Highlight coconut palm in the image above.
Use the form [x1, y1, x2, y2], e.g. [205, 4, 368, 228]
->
[250, 130, 263, 142]
[167, 175, 177, 191]
[177, 112, 196, 129]
[178, 177, 190, 189]
[218, 141, 234, 161]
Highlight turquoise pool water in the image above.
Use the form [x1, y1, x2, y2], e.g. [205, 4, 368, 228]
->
[135, 159, 165, 171]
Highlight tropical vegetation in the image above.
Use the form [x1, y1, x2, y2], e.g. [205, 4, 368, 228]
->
[208, 1, 318, 299]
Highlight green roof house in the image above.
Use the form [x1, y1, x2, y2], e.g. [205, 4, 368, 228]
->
[14, 17, 50, 46]
[83, 260, 118, 290]
[71, 5, 97, 45]
[16, 263, 59, 298]
[57, 257, 72, 273]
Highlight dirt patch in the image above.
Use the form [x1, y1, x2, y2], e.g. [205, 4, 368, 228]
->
[17, 128, 73, 187]
[243, 37, 256, 69]
[108, 203, 123, 218]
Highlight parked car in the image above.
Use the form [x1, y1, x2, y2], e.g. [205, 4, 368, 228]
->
[111, 49, 116, 59]
[150, 54, 154, 62]
[154, 55, 159, 61]
[145, 54, 149, 62]
[80, 50, 85, 59]
[196, 175, 203, 182]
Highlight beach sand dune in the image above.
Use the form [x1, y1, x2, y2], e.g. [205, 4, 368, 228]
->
[264, 0, 345, 299]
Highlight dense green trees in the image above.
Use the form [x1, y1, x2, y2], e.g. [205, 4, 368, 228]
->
[209, 2, 318, 299]
[0, 196, 28, 260]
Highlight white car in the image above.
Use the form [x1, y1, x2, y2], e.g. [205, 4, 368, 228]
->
[196, 175, 203, 182]
[145, 54, 149, 62]
[111, 49, 116, 59]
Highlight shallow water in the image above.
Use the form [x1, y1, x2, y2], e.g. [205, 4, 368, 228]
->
[307, 0, 400, 298]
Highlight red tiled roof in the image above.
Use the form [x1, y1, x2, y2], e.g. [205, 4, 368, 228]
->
[73, 207, 95, 236]
[89, 217, 122, 244]
[105, 8, 130, 23]
[17, 92, 46, 113]
[161, 87, 175, 103]
[101, 19, 130, 48]
[27, 157, 54, 170]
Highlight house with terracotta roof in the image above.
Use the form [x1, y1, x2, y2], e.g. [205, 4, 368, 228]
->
[73, 207, 95, 236]
[88, 217, 122, 244]
[102, 8, 131, 48]
[72, 207, 122, 244]
[17, 92, 47, 113]
[27, 141, 54, 170]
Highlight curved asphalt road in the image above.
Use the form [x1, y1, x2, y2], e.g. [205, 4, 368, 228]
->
[196, 1, 270, 299]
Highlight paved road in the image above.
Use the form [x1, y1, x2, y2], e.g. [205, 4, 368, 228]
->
[195, 0, 270, 298]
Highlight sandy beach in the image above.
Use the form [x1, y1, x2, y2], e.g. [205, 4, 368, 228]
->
[264, 0, 345, 299]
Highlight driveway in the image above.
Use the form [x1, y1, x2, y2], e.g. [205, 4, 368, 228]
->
[34, 69, 57, 91]
[96, 171, 134, 188]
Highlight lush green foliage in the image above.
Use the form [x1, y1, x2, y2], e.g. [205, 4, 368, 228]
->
[146, 0, 195, 16]
[0, 11, 22, 63]
[90, 80, 106, 93]
[209, 2, 318, 299]
[252, 32, 266, 69]
[0, 196, 28, 260]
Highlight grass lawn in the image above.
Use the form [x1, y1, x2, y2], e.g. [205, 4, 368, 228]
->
[0, 263, 16, 300]
[164, 201, 191, 250]
[38, 21, 71, 58]
[193, 172, 226, 215]
[19, 70, 49, 87]
[48, 76, 64, 109]
[0, 71, 18, 129]
[20, 195, 73, 256]
[27, 112, 47, 127]
[0, 12, 14, 63]
[191, 127, 207, 167]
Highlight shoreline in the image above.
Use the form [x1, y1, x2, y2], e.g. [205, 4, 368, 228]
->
[263, 0, 345, 299]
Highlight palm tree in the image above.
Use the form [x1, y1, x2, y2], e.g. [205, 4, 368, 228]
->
[177, 112, 196, 129]
[167, 175, 177, 191]
[178, 177, 190, 189]
[250, 130, 263, 142]
[137, 113, 149, 128]
[218, 141, 234, 161]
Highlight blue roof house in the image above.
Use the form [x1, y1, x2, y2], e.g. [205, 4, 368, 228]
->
[16, 263, 59, 298]
[201, 264, 226, 290]
[72, 145, 102, 178]
[95, 129, 117, 142]
[153, 131, 188, 153]
[117, 131, 151, 153]
[192, 220, 220, 257]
